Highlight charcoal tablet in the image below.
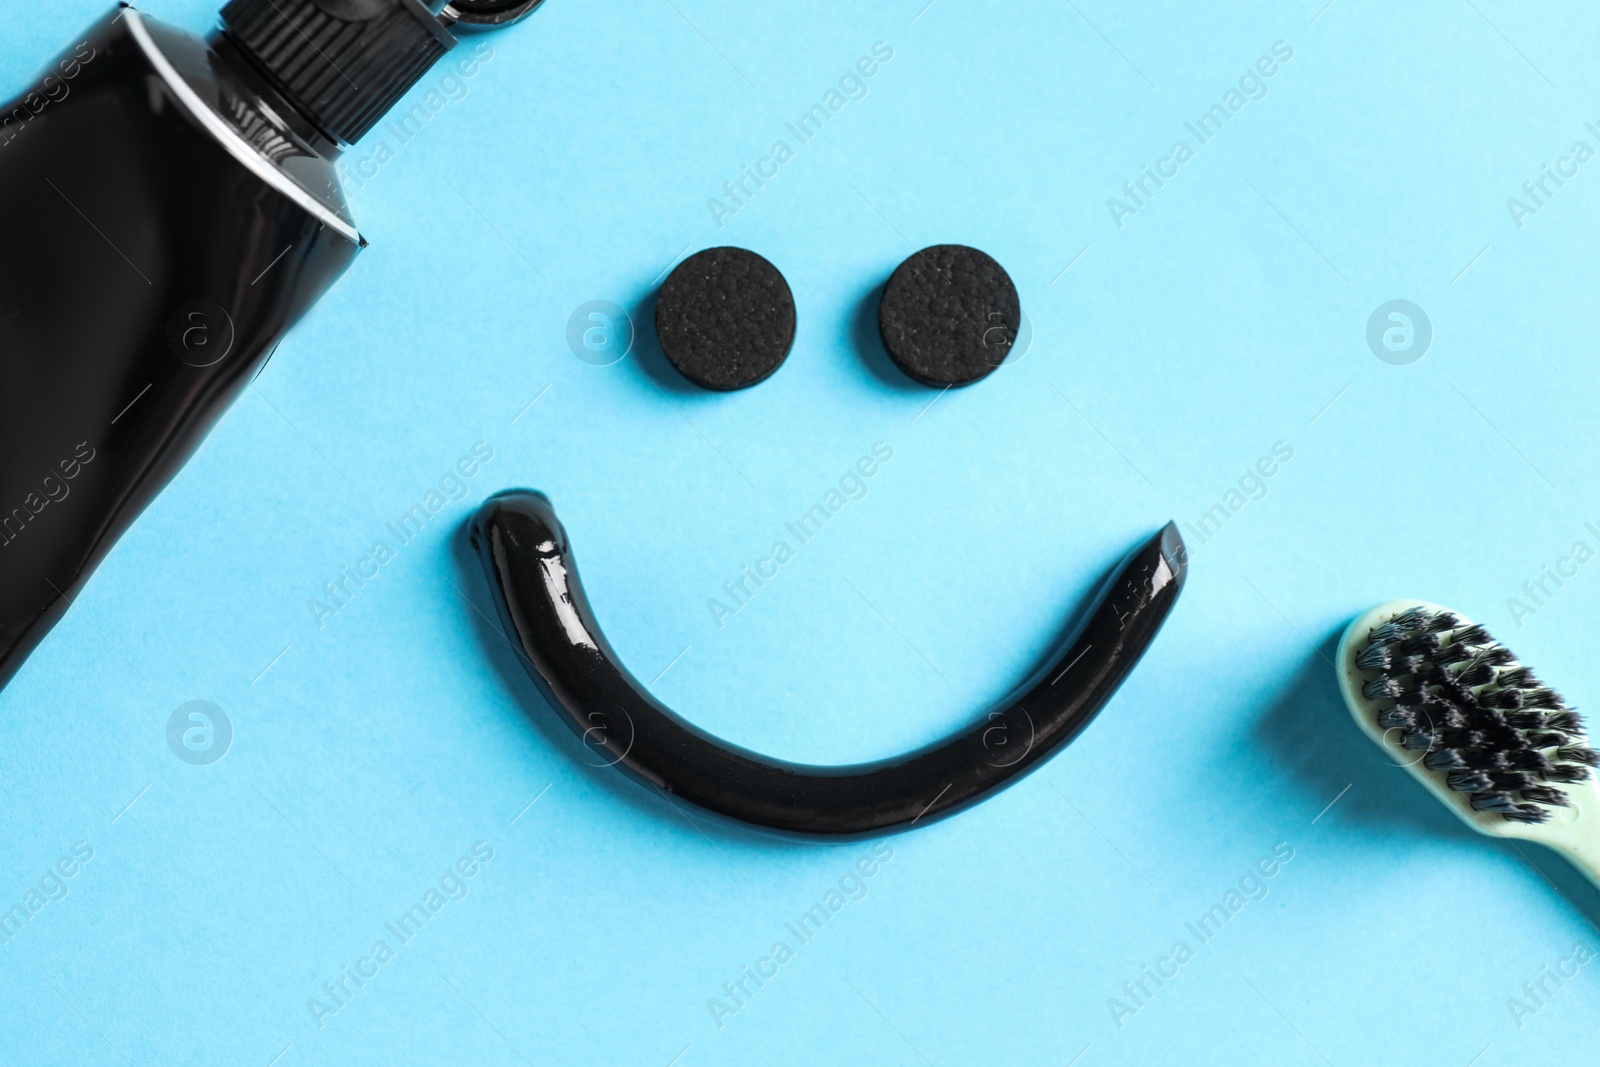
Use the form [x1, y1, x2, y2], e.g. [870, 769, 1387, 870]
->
[655, 247, 795, 391]
[878, 245, 1020, 387]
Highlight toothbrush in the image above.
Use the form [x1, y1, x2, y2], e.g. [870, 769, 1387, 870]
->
[1337, 600, 1600, 887]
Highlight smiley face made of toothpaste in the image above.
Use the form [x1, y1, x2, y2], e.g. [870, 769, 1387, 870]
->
[470, 245, 1186, 838]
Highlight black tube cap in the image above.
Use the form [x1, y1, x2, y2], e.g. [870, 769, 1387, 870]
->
[220, 0, 456, 145]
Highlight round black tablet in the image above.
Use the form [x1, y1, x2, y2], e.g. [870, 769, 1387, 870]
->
[655, 247, 795, 391]
[878, 245, 1021, 387]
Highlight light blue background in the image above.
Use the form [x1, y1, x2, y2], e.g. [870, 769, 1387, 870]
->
[6, 0, 1600, 1063]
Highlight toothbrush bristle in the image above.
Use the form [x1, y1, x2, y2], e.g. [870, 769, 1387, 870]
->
[1355, 609, 1597, 824]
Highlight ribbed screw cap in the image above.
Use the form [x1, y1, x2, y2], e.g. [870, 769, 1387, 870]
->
[220, 0, 456, 145]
